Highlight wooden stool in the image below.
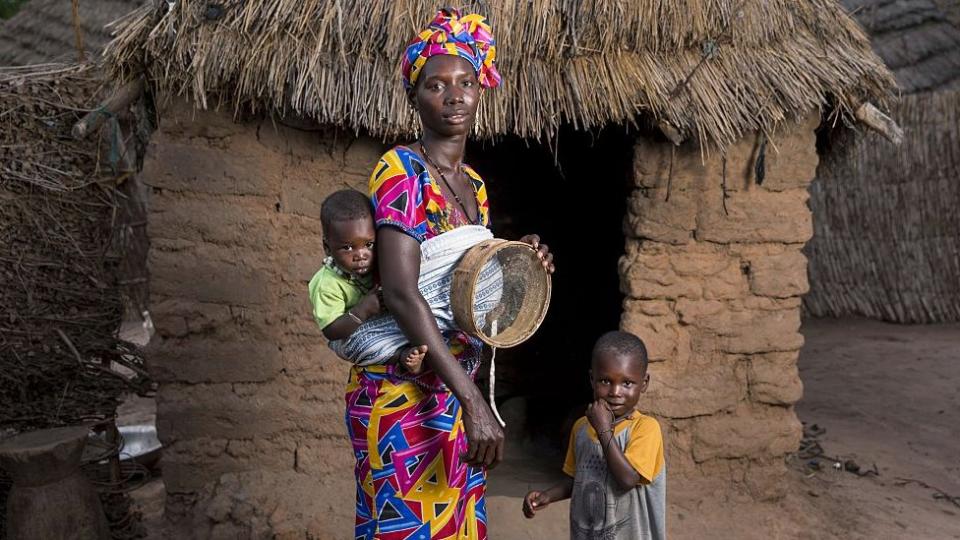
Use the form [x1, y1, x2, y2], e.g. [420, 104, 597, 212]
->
[0, 426, 110, 540]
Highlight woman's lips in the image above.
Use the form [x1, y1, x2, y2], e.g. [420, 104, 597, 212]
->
[444, 112, 468, 124]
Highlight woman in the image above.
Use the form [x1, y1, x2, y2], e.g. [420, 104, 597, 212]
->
[344, 9, 554, 539]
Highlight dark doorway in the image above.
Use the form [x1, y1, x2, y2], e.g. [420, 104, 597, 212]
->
[467, 124, 634, 455]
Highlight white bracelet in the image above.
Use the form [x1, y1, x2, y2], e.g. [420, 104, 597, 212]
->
[347, 311, 363, 324]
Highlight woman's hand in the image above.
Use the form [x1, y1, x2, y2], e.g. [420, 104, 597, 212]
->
[586, 399, 615, 434]
[461, 401, 504, 469]
[519, 234, 555, 274]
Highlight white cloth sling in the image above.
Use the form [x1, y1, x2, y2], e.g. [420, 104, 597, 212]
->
[329, 225, 502, 367]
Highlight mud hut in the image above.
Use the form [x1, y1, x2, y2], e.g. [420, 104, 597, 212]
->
[101, 1, 896, 536]
[805, 0, 960, 322]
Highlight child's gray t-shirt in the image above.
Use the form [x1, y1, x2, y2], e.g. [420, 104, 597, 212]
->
[562, 413, 666, 540]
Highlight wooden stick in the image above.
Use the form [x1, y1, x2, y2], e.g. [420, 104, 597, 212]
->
[72, 77, 145, 140]
[658, 119, 685, 146]
[855, 102, 903, 145]
[56, 328, 84, 365]
[72, 0, 86, 63]
[106, 422, 121, 483]
[111, 121, 136, 174]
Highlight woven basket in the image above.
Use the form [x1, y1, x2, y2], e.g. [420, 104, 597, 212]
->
[451, 239, 552, 348]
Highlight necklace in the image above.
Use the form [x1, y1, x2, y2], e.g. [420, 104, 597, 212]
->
[323, 256, 369, 285]
[419, 140, 477, 224]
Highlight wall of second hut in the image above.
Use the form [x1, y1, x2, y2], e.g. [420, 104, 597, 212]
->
[805, 91, 960, 323]
[622, 113, 819, 498]
[141, 103, 383, 537]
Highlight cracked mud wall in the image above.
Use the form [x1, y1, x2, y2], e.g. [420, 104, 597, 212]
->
[142, 103, 383, 538]
[622, 113, 819, 499]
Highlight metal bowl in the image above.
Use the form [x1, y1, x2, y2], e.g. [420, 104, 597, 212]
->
[118, 424, 162, 469]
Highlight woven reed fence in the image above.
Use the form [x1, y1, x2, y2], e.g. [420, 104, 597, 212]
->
[805, 90, 960, 323]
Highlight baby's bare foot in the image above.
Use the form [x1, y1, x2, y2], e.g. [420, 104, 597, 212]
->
[401, 345, 428, 375]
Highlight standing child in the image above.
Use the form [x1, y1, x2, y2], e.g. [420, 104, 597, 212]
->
[308, 189, 426, 373]
[522, 331, 665, 540]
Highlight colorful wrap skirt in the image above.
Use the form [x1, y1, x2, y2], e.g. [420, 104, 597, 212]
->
[345, 333, 487, 539]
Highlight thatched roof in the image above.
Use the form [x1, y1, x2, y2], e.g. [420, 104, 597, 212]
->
[0, 0, 142, 66]
[933, 0, 960, 30]
[105, 0, 896, 147]
[843, 0, 960, 93]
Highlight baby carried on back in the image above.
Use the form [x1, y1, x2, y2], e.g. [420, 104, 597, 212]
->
[330, 224, 503, 366]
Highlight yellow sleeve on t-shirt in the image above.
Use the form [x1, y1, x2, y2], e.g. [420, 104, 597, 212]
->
[560, 414, 664, 484]
[623, 414, 665, 484]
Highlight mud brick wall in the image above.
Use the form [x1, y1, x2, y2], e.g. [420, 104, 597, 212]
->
[622, 113, 819, 498]
[141, 103, 384, 538]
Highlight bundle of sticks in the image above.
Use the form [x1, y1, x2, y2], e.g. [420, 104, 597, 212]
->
[1, 63, 151, 539]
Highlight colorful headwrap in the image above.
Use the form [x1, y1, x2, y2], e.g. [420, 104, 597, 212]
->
[401, 8, 502, 91]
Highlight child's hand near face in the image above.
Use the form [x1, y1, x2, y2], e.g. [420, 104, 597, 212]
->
[586, 399, 614, 433]
[522, 490, 551, 518]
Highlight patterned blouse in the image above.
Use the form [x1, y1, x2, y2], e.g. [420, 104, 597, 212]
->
[369, 145, 490, 242]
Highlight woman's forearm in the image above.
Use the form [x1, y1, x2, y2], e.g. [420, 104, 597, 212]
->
[376, 227, 485, 408]
[376, 227, 502, 468]
[382, 285, 484, 407]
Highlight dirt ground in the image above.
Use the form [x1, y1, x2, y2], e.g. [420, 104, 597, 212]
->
[790, 318, 960, 539]
[125, 318, 960, 538]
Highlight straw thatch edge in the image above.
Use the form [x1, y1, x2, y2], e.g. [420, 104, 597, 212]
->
[104, 1, 897, 148]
